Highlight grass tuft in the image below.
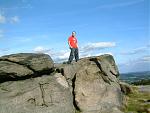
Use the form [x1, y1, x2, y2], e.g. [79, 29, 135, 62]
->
[124, 86, 150, 113]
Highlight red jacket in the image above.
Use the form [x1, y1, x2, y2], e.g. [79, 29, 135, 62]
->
[68, 36, 78, 48]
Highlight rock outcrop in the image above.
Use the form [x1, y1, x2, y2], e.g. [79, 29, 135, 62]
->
[120, 82, 133, 95]
[56, 55, 125, 113]
[0, 53, 54, 82]
[0, 53, 126, 113]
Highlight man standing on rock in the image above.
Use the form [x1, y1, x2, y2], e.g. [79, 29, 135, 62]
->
[68, 31, 79, 64]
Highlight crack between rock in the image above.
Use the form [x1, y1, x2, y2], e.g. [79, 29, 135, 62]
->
[0, 59, 54, 83]
[110, 70, 119, 77]
[90, 58, 112, 85]
[72, 74, 81, 112]
[55, 68, 64, 76]
[0, 58, 36, 73]
[89, 58, 107, 76]
[56, 67, 81, 111]
[39, 83, 49, 107]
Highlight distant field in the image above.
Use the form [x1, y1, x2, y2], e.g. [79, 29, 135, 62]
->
[120, 71, 150, 84]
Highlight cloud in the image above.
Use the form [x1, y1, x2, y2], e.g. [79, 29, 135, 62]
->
[54, 51, 70, 62]
[52, 51, 113, 63]
[33, 46, 69, 62]
[33, 46, 51, 53]
[80, 42, 116, 53]
[79, 52, 113, 59]
[0, 14, 6, 23]
[10, 16, 20, 23]
[119, 61, 150, 73]
[140, 56, 150, 62]
[121, 45, 149, 55]
[68, 42, 116, 62]
[94, 52, 113, 56]
[0, 14, 20, 24]
[118, 55, 150, 73]
[33, 42, 115, 63]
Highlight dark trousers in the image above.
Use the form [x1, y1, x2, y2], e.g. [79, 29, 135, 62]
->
[68, 48, 79, 63]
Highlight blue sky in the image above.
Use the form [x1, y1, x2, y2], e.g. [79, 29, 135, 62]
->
[0, 0, 149, 73]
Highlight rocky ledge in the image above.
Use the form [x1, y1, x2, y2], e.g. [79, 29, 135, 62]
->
[0, 53, 126, 113]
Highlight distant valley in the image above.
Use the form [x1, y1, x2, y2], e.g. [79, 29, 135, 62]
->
[120, 71, 150, 84]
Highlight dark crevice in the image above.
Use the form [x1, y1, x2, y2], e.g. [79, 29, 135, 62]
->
[0, 58, 36, 73]
[0, 59, 54, 83]
[34, 68, 54, 77]
[90, 58, 102, 71]
[55, 68, 64, 76]
[110, 70, 116, 76]
[0, 70, 54, 83]
[72, 74, 81, 112]
[110, 70, 119, 77]
[39, 83, 49, 107]
[0, 73, 33, 83]
[147, 100, 150, 102]
[90, 58, 112, 85]
[90, 58, 107, 76]
[61, 68, 64, 76]
[0, 59, 54, 75]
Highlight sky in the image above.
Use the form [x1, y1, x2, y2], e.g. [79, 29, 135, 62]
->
[0, 0, 149, 73]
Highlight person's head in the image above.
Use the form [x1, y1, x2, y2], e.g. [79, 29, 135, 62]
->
[72, 31, 76, 37]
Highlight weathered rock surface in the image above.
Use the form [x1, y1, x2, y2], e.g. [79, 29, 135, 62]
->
[74, 55, 124, 113]
[0, 53, 54, 82]
[120, 82, 133, 95]
[0, 73, 74, 113]
[0, 61, 34, 79]
[0, 53, 126, 113]
[56, 54, 125, 113]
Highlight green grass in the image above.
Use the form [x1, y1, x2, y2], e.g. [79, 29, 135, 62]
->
[124, 86, 150, 113]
